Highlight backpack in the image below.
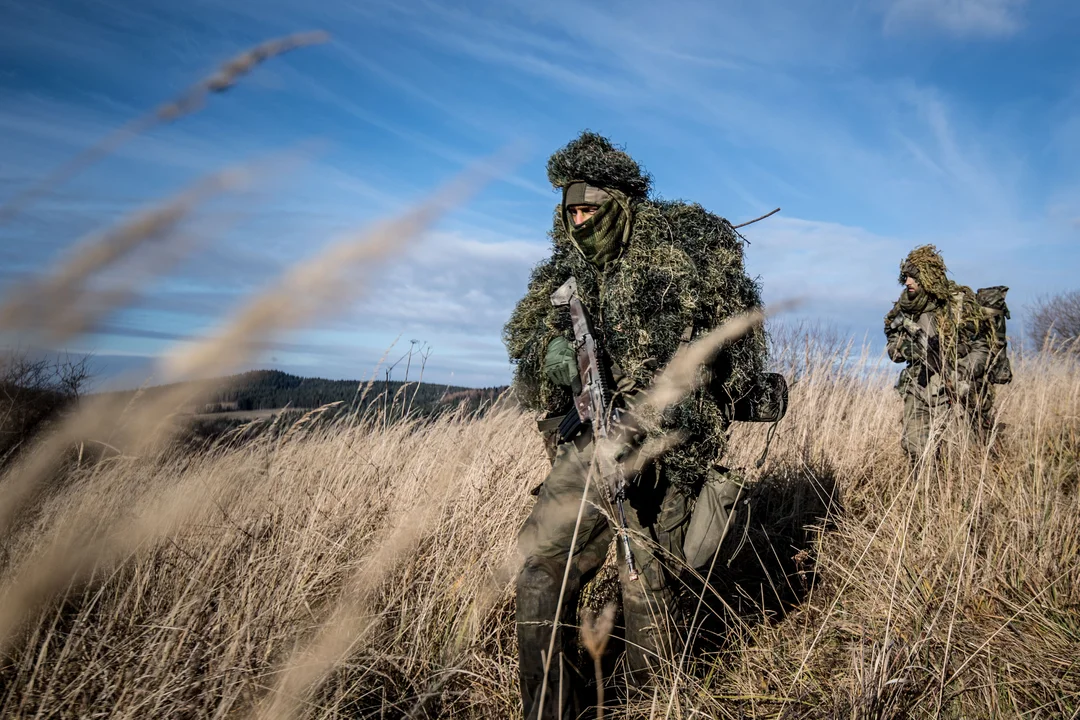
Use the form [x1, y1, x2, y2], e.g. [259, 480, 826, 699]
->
[976, 286, 1013, 385]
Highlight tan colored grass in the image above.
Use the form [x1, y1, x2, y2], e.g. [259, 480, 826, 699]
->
[0, 30, 1076, 716]
[0, 333, 1075, 719]
[9, 404, 538, 716]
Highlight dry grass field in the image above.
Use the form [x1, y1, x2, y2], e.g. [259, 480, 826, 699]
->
[0, 30, 1078, 720]
[0, 331, 1077, 719]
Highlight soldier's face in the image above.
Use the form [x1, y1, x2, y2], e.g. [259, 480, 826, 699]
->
[566, 205, 599, 227]
[904, 274, 921, 294]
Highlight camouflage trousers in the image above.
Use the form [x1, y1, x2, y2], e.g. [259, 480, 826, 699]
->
[901, 389, 996, 472]
[515, 427, 690, 720]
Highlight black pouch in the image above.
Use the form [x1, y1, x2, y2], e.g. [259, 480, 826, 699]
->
[557, 405, 584, 442]
[729, 372, 789, 423]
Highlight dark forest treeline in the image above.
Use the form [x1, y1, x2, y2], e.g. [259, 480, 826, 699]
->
[90, 369, 508, 450]
[2, 360, 507, 469]
[93, 369, 506, 415]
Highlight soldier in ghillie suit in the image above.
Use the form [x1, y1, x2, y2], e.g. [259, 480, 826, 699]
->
[884, 245, 995, 472]
[503, 131, 768, 718]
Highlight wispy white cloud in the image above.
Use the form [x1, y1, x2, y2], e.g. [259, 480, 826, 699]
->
[431, 1, 1036, 243]
[349, 230, 550, 337]
[742, 217, 909, 324]
[328, 44, 496, 139]
[3, 0, 1075, 387]
[0, 98, 227, 179]
[888, 83, 1028, 228]
[883, 0, 1029, 38]
[276, 65, 552, 201]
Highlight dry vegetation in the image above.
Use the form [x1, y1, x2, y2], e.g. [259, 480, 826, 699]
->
[0, 30, 1078, 720]
[0, 332, 1076, 719]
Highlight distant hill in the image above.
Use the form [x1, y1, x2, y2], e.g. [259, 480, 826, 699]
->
[94, 369, 508, 418]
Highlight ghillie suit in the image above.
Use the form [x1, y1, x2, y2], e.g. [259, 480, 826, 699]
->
[504, 132, 767, 719]
[884, 244, 995, 470]
[504, 133, 767, 492]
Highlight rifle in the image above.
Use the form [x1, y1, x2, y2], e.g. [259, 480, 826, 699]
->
[889, 314, 954, 397]
[889, 314, 928, 353]
[550, 276, 639, 582]
[890, 314, 940, 368]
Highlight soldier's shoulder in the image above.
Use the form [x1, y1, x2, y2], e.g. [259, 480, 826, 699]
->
[635, 198, 743, 256]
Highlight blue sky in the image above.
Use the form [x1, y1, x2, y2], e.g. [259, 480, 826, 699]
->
[1, 0, 1077, 390]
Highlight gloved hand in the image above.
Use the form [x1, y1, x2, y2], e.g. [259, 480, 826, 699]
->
[543, 336, 578, 388]
[609, 395, 650, 477]
[896, 337, 916, 362]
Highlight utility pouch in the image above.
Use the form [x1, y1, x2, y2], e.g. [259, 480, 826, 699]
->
[683, 468, 744, 570]
[729, 372, 789, 423]
[536, 412, 563, 465]
[535, 405, 589, 465]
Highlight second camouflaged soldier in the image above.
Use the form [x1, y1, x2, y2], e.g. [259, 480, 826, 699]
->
[884, 245, 995, 471]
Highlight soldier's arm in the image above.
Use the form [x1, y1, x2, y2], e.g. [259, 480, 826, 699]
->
[884, 303, 912, 364]
[885, 322, 913, 364]
[956, 332, 990, 380]
[502, 260, 569, 411]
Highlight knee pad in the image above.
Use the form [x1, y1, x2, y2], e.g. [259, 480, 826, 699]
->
[621, 578, 674, 619]
[517, 556, 565, 596]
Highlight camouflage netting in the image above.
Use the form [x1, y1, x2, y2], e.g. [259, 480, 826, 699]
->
[503, 131, 767, 494]
[899, 244, 953, 300]
[889, 244, 985, 359]
[546, 132, 652, 201]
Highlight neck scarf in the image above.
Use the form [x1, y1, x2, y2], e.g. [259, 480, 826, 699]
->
[898, 288, 931, 318]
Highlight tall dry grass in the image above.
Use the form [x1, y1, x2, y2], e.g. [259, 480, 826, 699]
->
[0, 29, 518, 717]
[0, 332, 1075, 719]
[0, 30, 1077, 720]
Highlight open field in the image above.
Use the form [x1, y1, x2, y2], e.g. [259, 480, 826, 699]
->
[0, 333, 1076, 719]
[0, 28, 1077, 720]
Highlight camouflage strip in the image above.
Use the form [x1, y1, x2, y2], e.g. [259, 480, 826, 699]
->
[564, 181, 612, 207]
